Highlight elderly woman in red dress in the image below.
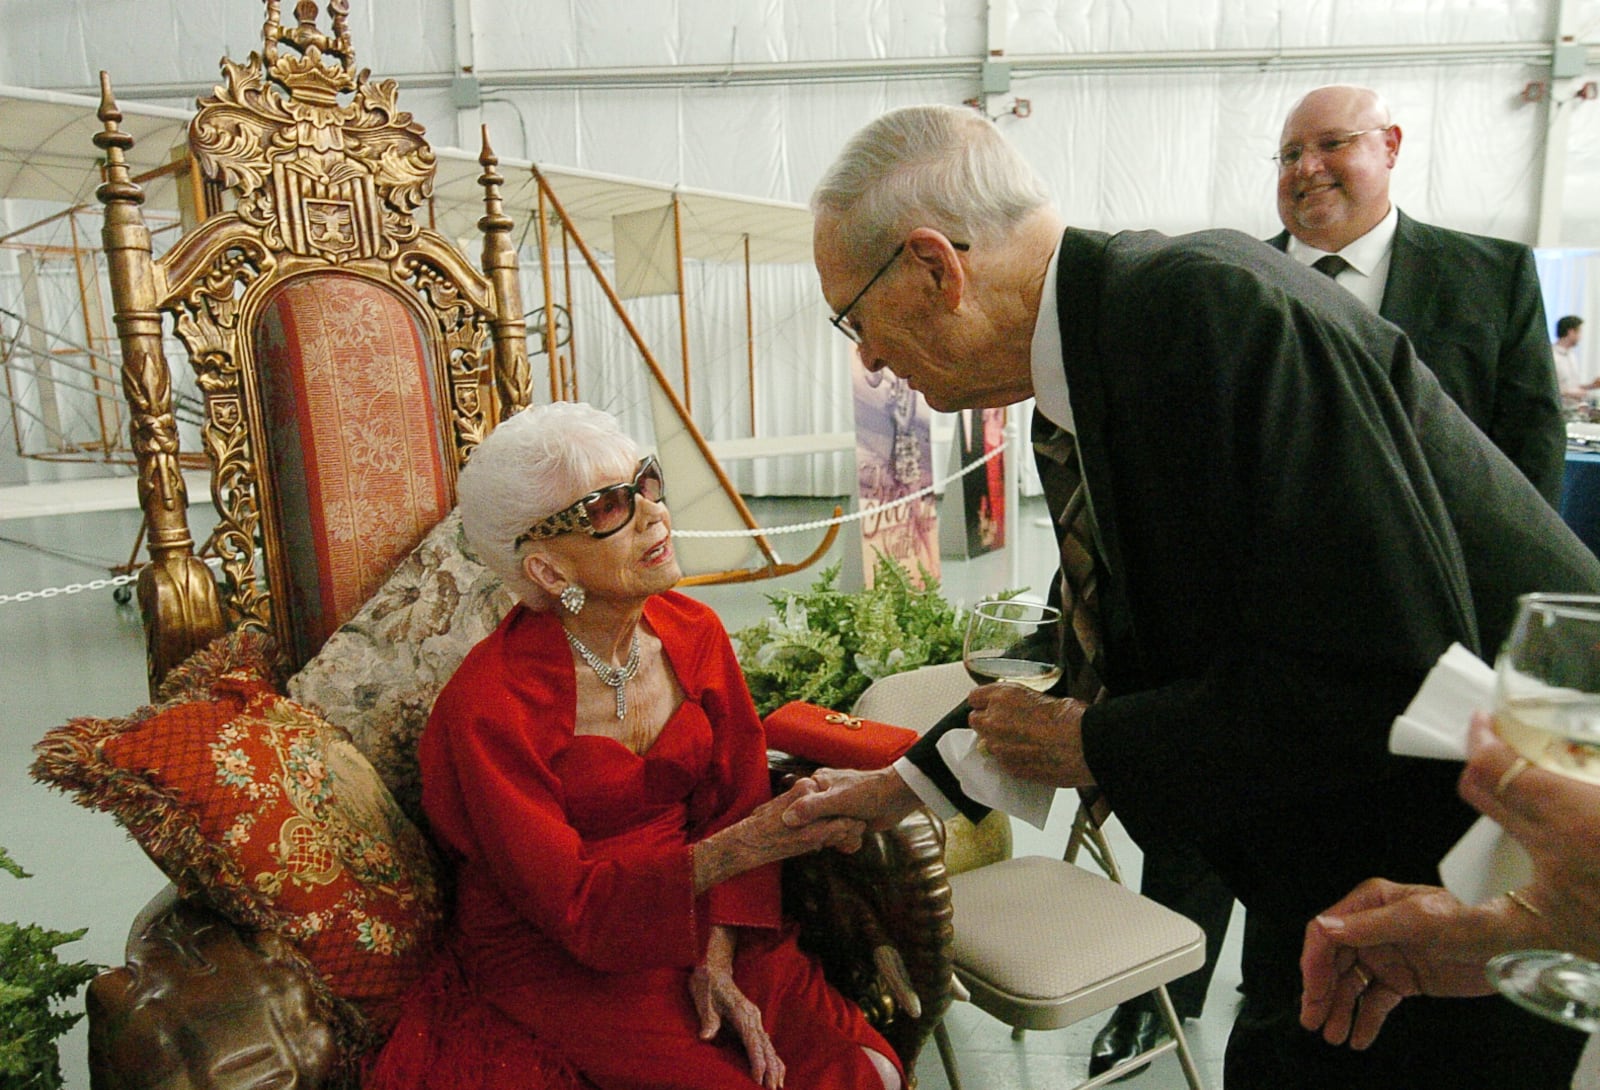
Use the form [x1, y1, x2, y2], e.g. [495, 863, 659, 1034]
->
[369, 401, 903, 1090]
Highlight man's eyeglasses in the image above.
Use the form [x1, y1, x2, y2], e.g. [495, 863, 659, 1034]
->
[1273, 126, 1392, 169]
[829, 240, 970, 345]
[514, 455, 665, 546]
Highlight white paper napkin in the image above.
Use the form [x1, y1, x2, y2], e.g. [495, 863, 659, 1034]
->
[1391, 642, 1532, 903]
[934, 728, 1057, 830]
[1389, 643, 1494, 757]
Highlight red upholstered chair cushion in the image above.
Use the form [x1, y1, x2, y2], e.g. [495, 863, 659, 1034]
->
[31, 650, 444, 1057]
[255, 273, 454, 665]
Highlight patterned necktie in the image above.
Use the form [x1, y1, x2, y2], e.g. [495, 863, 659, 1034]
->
[1031, 413, 1107, 705]
[1312, 253, 1350, 280]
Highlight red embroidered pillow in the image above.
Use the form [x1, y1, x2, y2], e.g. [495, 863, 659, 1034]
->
[31, 670, 443, 1054]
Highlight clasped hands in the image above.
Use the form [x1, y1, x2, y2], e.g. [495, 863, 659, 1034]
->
[781, 683, 1094, 833]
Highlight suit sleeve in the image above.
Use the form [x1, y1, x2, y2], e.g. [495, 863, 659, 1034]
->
[1486, 245, 1564, 506]
[1076, 265, 1482, 868]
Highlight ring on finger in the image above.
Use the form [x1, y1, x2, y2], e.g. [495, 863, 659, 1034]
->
[1352, 965, 1373, 991]
[1495, 755, 1532, 799]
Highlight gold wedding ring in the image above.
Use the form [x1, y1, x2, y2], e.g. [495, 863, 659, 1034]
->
[1505, 888, 1544, 918]
[1495, 755, 1532, 798]
[1352, 965, 1373, 991]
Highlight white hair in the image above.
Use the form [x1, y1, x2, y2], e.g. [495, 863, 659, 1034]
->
[810, 103, 1052, 267]
[458, 401, 640, 608]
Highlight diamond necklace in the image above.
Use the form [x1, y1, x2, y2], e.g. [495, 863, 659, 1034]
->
[564, 628, 641, 720]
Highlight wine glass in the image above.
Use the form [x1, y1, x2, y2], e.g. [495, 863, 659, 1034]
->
[963, 598, 1063, 691]
[1486, 592, 1600, 1031]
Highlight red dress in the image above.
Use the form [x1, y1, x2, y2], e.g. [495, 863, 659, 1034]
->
[368, 592, 899, 1090]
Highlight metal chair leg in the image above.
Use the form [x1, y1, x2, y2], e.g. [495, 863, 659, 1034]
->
[933, 1018, 964, 1090]
[1151, 983, 1207, 1090]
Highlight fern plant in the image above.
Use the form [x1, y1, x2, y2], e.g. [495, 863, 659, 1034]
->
[0, 846, 100, 1090]
[733, 558, 1006, 715]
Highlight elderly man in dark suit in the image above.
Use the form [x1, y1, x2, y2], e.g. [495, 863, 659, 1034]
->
[785, 102, 1597, 1089]
[1093, 82, 1570, 1076]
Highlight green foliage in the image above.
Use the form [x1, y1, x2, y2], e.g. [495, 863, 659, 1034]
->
[733, 558, 988, 715]
[0, 845, 100, 1090]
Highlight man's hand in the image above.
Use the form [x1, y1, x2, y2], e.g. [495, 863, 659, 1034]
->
[781, 766, 921, 831]
[966, 683, 1095, 788]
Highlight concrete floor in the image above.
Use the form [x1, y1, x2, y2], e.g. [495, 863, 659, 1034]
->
[1, 495, 1237, 1089]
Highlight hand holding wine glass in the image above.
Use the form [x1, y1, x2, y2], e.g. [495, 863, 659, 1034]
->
[1485, 594, 1600, 1033]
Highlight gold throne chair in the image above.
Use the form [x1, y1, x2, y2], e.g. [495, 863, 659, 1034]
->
[34, 4, 953, 1087]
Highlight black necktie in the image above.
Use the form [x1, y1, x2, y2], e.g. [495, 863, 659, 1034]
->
[1312, 254, 1350, 280]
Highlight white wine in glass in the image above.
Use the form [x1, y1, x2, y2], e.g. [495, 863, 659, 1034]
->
[1488, 593, 1600, 1031]
[963, 599, 1063, 692]
[1494, 593, 1600, 784]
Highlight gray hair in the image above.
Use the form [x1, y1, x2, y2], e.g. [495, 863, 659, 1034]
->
[810, 104, 1051, 266]
[458, 401, 640, 607]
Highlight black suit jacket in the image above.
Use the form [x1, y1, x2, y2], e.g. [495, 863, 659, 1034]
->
[907, 228, 1600, 924]
[1268, 212, 1563, 503]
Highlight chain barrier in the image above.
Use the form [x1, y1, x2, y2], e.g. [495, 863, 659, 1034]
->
[1, 444, 1008, 602]
[0, 555, 225, 608]
[0, 572, 138, 605]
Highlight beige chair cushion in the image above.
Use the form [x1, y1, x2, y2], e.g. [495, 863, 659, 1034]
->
[852, 661, 976, 732]
[948, 855, 1205, 1030]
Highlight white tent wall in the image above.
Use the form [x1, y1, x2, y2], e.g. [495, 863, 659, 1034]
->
[4, 1, 1594, 238]
[2, 0, 1599, 499]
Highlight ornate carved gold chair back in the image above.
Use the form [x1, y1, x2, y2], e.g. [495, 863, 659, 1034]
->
[95, 0, 529, 690]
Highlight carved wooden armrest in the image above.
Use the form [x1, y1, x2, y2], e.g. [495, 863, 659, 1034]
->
[769, 757, 956, 1070]
[86, 885, 339, 1090]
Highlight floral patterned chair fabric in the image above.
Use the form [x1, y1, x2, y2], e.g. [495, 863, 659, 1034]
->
[255, 274, 454, 665]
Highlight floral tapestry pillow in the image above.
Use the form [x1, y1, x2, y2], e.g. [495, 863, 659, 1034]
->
[289, 508, 515, 825]
[31, 673, 443, 1052]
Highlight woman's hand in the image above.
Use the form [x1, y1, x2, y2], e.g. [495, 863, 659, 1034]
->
[691, 927, 784, 1088]
[693, 782, 867, 893]
[1458, 713, 1600, 962]
[1299, 878, 1517, 1049]
[1300, 711, 1600, 1050]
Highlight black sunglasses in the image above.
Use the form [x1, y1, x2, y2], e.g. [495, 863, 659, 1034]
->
[514, 455, 665, 545]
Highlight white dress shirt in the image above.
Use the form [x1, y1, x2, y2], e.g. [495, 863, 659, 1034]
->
[1285, 203, 1399, 313]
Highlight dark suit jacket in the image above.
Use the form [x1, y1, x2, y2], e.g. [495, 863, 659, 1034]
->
[1268, 212, 1563, 503]
[907, 228, 1600, 925]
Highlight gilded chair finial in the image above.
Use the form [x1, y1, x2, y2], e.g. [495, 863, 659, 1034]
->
[477, 125, 531, 416]
[478, 127, 509, 230]
[93, 72, 144, 207]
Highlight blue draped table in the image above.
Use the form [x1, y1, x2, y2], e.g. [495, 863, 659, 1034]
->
[1560, 449, 1600, 558]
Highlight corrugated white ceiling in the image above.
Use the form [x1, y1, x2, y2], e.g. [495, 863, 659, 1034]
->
[1, 0, 1596, 242]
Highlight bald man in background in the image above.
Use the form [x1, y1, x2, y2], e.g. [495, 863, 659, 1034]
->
[1271, 84, 1563, 499]
[1091, 83, 1570, 1080]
